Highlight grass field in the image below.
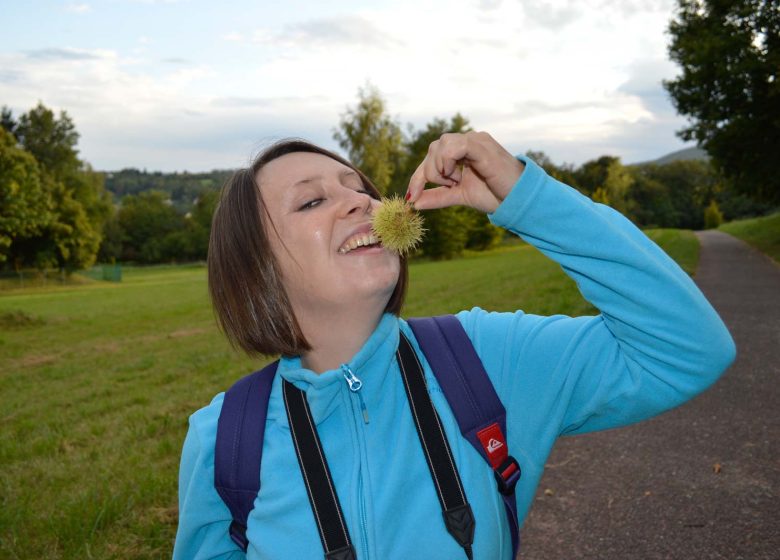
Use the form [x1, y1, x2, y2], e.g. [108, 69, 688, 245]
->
[719, 211, 780, 263]
[0, 229, 698, 559]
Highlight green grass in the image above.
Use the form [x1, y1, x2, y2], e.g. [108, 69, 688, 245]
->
[0, 231, 698, 559]
[719, 212, 780, 263]
[644, 228, 700, 275]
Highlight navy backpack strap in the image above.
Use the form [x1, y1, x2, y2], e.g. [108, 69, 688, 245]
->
[215, 361, 279, 552]
[408, 315, 521, 558]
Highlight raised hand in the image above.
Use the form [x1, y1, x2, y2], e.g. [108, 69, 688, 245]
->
[406, 131, 525, 214]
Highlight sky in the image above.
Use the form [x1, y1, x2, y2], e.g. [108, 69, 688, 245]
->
[0, 0, 693, 172]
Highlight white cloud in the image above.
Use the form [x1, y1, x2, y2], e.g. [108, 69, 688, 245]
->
[65, 3, 91, 13]
[279, 16, 404, 49]
[2, 0, 689, 170]
[222, 32, 244, 42]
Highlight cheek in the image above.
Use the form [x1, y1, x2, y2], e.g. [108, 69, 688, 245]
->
[268, 221, 333, 287]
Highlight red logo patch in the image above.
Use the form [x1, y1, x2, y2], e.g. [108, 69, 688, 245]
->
[477, 423, 508, 469]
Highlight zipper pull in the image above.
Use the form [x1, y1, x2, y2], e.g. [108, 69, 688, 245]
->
[341, 364, 363, 391]
[341, 364, 369, 424]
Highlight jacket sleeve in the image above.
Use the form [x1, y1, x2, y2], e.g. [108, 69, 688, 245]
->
[173, 394, 245, 560]
[456, 155, 736, 461]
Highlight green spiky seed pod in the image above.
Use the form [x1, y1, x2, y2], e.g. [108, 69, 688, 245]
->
[371, 195, 425, 256]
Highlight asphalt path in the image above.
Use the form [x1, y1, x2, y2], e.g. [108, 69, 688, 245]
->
[519, 230, 780, 560]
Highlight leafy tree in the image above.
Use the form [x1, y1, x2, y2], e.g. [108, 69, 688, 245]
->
[627, 171, 677, 227]
[1, 106, 18, 138]
[591, 187, 610, 205]
[117, 190, 185, 263]
[573, 156, 620, 196]
[183, 188, 219, 261]
[0, 129, 51, 264]
[1, 103, 111, 271]
[333, 84, 404, 195]
[47, 180, 104, 271]
[16, 102, 80, 181]
[632, 160, 718, 229]
[704, 199, 724, 228]
[664, 0, 780, 204]
[97, 213, 123, 263]
[602, 159, 634, 216]
[715, 187, 774, 220]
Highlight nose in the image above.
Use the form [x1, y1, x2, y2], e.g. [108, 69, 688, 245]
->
[341, 187, 373, 217]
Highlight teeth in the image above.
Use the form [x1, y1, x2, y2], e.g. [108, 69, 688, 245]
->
[339, 233, 380, 254]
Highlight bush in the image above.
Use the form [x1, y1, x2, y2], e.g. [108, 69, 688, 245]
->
[703, 199, 724, 229]
[420, 207, 471, 260]
[464, 209, 503, 251]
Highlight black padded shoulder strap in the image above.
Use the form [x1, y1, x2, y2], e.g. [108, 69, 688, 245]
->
[214, 361, 278, 552]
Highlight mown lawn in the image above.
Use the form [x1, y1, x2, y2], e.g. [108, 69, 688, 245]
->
[719, 211, 780, 263]
[0, 229, 698, 559]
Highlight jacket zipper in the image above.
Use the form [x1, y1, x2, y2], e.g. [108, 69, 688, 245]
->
[341, 364, 369, 424]
[341, 364, 371, 558]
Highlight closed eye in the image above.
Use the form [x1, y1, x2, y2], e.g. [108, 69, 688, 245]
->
[298, 198, 324, 211]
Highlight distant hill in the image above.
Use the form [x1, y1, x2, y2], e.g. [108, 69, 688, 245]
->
[640, 146, 710, 166]
[103, 168, 233, 212]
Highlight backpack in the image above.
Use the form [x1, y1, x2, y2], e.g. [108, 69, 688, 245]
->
[214, 315, 521, 558]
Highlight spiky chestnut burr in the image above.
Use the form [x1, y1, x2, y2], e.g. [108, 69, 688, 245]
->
[371, 195, 425, 256]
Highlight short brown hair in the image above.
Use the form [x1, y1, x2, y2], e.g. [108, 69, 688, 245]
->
[208, 139, 409, 358]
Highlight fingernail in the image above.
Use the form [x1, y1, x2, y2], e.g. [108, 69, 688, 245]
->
[404, 191, 411, 202]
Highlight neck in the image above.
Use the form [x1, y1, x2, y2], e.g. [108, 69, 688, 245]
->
[296, 302, 387, 374]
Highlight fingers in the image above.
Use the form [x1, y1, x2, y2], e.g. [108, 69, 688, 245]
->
[435, 134, 472, 180]
[406, 152, 457, 204]
[406, 131, 524, 210]
[412, 186, 464, 211]
[408, 135, 471, 199]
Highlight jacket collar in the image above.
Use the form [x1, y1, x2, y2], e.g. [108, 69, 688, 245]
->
[268, 313, 400, 427]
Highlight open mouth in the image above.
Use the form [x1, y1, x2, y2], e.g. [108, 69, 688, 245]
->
[338, 233, 382, 254]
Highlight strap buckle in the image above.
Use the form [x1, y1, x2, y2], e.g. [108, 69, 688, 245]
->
[493, 456, 521, 496]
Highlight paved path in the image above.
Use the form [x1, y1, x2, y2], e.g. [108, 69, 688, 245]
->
[519, 231, 780, 560]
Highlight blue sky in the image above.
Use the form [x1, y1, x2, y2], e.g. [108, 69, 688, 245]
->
[1, 0, 691, 172]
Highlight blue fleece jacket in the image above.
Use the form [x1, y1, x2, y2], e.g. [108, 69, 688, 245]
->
[173, 157, 736, 559]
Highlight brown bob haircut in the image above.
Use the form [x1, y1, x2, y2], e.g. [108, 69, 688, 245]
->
[208, 139, 409, 358]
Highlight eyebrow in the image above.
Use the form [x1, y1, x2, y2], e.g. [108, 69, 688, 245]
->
[292, 169, 359, 187]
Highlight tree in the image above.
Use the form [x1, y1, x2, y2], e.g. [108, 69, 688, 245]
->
[0, 129, 51, 265]
[632, 160, 718, 229]
[627, 170, 677, 228]
[117, 190, 185, 263]
[4, 103, 112, 272]
[333, 84, 404, 195]
[1, 106, 18, 138]
[16, 102, 80, 181]
[664, 0, 780, 204]
[703, 199, 724, 228]
[602, 159, 634, 216]
[181, 188, 219, 261]
[573, 156, 620, 196]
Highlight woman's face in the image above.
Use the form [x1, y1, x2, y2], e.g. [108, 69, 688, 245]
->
[258, 151, 401, 318]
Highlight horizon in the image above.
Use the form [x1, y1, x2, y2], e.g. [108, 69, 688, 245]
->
[95, 145, 706, 175]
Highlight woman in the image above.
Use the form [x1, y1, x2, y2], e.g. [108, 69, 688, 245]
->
[174, 132, 735, 559]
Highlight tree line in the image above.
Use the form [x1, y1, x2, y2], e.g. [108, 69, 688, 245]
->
[1, 103, 111, 272]
[1, 0, 777, 271]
